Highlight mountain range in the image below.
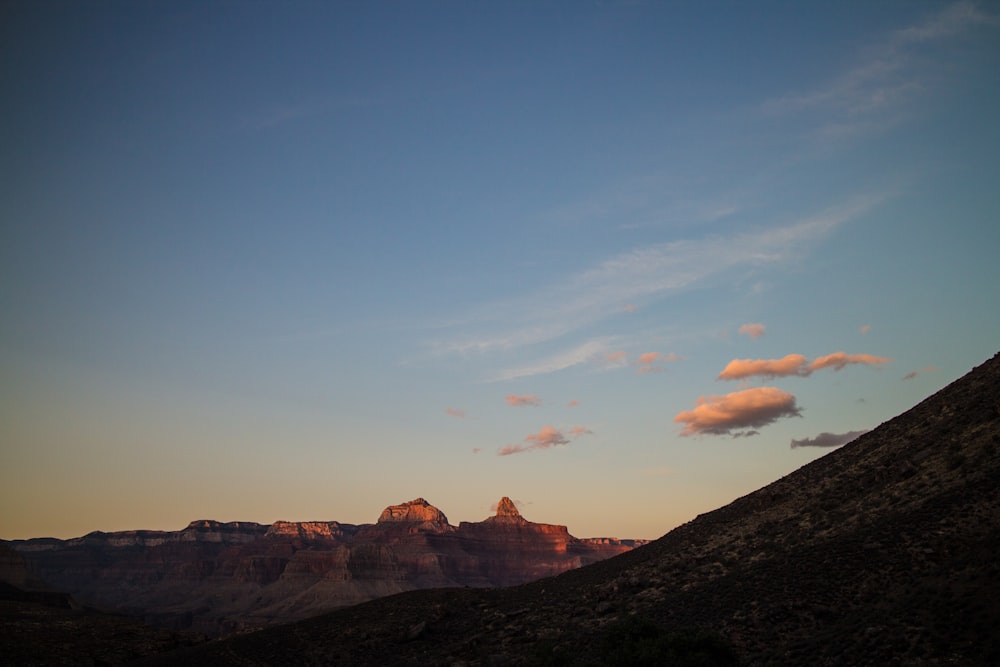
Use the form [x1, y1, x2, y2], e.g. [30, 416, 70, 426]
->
[3, 495, 644, 636]
[2, 351, 998, 665]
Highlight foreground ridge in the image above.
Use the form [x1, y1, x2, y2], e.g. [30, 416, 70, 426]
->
[139, 351, 1000, 666]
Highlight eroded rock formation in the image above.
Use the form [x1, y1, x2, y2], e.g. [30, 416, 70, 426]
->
[4, 497, 645, 635]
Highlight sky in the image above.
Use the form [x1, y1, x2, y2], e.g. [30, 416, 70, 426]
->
[2, 1, 998, 541]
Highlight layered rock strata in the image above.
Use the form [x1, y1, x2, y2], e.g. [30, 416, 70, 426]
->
[4, 497, 645, 635]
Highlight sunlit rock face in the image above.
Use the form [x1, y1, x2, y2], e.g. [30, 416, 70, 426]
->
[4, 497, 646, 635]
[376, 498, 450, 525]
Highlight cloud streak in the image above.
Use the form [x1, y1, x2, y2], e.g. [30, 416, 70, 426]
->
[497, 424, 592, 456]
[718, 351, 891, 380]
[440, 196, 885, 367]
[761, 2, 999, 137]
[738, 323, 766, 339]
[674, 387, 802, 437]
[718, 354, 809, 380]
[634, 351, 679, 374]
[902, 365, 937, 380]
[490, 339, 613, 382]
[790, 430, 868, 449]
[808, 352, 891, 372]
[445, 407, 466, 418]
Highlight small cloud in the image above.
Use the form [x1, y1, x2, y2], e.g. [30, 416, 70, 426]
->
[808, 352, 891, 372]
[859, 324, 872, 334]
[497, 424, 591, 456]
[674, 387, 802, 437]
[566, 400, 580, 408]
[902, 365, 937, 381]
[790, 430, 868, 449]
[718, 354, 809, 380]
[506, 394, 542, 407]
[445, 407, 466, 418]
[624, 304, 638, 313]
[472, 447, 482, 454]
[604, 351, 628, 368]
[634, 351, 680, 374]
[738, 323, 766, 339]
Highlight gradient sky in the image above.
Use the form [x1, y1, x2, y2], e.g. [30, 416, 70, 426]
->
[2, 1, 999, 541]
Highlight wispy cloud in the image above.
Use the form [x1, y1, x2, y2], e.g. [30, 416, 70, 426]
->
[859, 324, 872, 334]
[497, 424, 592, 456]
[442, 196, 884, 369]
[566, 399, 579, 407]
[790, 430, 868, 449]
[808, 352, 891, 372]
[490, 339, 613, 382]
[505, 394, 542, 407]
[902, 365, 937, 380]
[674, 387, 802, 437]
[761, 2, 999, 137]
[634, 351, 679, 374]
[240, 95, 368, 131]
[445, 407, 466, 418]
[738, 323, 766, 339]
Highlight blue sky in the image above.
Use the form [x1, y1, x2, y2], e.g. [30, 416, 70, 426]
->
[2, 1, 998, 540]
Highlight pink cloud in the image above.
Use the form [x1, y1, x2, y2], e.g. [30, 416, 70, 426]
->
[505, 394, 542, 407]
[566, 400, 579, 407]
[859, 324, 872, 334]
[674, 387, 802, 436]
[717, 354, 809, 380]
[525, 425, 569, 448]
[472, 447, 482, 454]
[624, 304, 638, 312]
[445, 407, 466, 418]
[497, 424, 592, 456]
[738, 322, 766, 339]
[718, 351, 891, 380]
[604, 351, 628, 367]
[634, 351, 679, 374]
[807, 352, 891, 372]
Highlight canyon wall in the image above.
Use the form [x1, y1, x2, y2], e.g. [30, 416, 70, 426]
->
[4, 497, 645, 635]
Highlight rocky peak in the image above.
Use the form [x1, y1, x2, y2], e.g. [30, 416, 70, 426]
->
[495, 497, 521, 518]
[485, 497, 527, 524]
[376, 498, 449, 525]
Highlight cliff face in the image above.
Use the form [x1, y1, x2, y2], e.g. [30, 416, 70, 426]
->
[4, 497, 645, 635]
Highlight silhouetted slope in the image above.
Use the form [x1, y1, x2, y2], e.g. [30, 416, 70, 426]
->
[140, 351, 1000, 666]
